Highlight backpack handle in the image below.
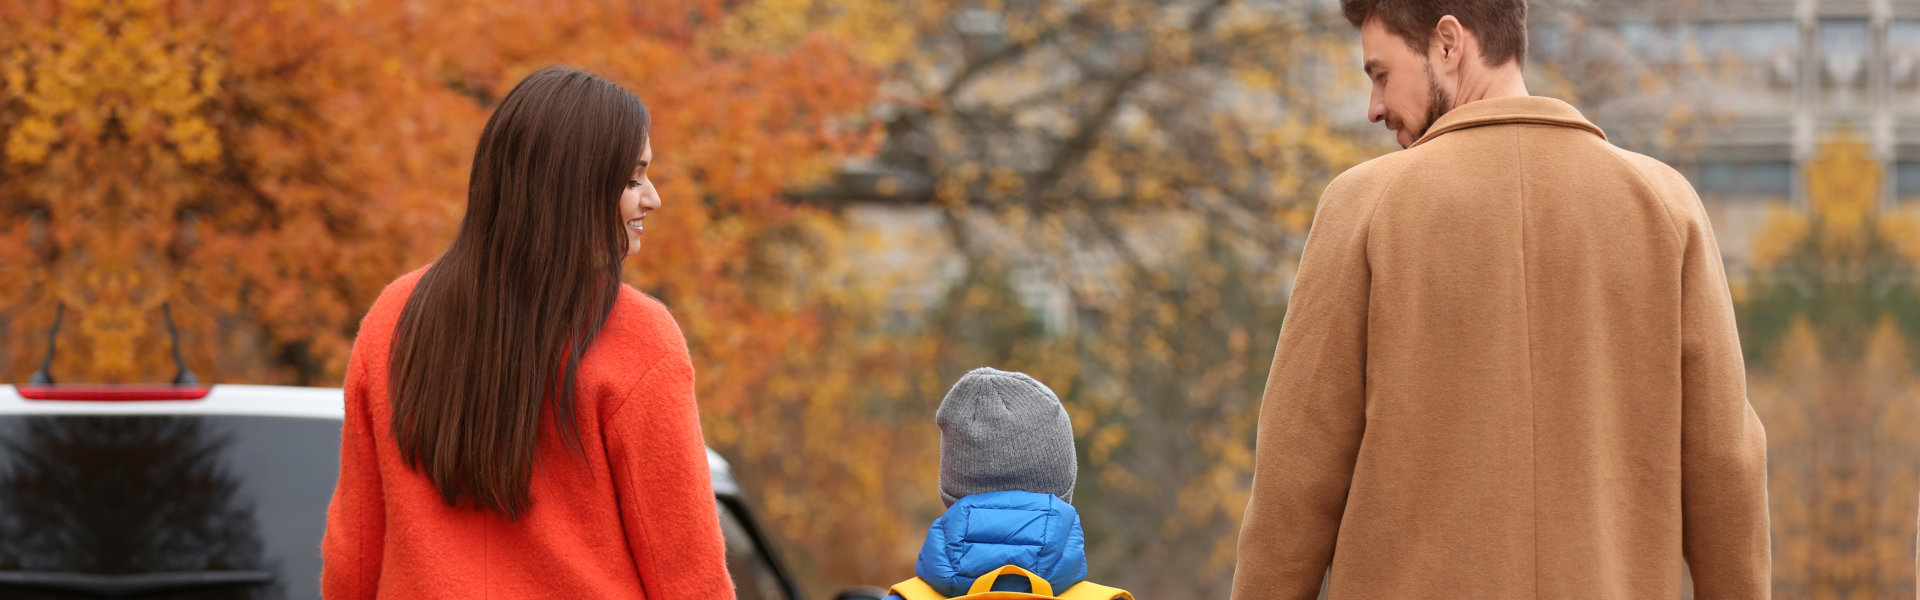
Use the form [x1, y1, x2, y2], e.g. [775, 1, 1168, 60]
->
[967, 565, 1054, 596]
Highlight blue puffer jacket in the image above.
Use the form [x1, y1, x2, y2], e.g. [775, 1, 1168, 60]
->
[886, 490, 1088, 599]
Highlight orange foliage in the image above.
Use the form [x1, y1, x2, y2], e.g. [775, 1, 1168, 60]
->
[0, 0, 877, 385]
[2, 0, 910, 593]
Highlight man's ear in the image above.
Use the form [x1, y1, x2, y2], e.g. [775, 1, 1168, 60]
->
[1433, 15, 1465, 70]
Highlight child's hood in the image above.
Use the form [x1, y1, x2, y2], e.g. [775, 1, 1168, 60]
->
[914, 490, 1088, 596]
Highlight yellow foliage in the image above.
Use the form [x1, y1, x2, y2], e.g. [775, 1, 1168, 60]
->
[1751, 204, 1812, 267]
[1737, 126, 1920, 597]
[704, 0, 924, 67]
[1879, 208, 1920, 269]
[1805, 128, 1882, 239]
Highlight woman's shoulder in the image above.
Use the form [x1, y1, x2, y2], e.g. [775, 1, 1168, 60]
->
[359, 265, 433, 337]
[382, 264, 433, 302]
[581, 286, 691, 414]
[593, 284, 690, 364]
[606, 284, 680, 338]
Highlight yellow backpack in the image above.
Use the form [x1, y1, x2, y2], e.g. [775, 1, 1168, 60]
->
[888, 565, 1133, 600]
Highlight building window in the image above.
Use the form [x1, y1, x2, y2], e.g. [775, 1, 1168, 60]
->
[1819, 19, 1871, 88]
[1891, 21, 1919, 88]
[1694, 160, 1795, 200]
[1615, 20, 1797, 67]
[1897, 161, 1920, 203]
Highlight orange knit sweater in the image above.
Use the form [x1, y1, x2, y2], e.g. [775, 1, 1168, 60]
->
[322, 267, 733, 599]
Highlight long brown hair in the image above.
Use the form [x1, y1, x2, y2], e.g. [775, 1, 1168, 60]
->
[387, 66, 650, 520]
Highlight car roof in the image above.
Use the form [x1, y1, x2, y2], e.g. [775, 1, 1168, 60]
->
[0, 384, 742, 496]
[0, 384, 343, 419]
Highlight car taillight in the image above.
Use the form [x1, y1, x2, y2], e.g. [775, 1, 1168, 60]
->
[17, 385, 214, 401]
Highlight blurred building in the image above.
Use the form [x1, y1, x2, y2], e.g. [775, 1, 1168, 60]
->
[1590, 0, 1919, 267]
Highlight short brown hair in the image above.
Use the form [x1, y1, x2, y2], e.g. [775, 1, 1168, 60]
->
[1343, 0, 1529, 67]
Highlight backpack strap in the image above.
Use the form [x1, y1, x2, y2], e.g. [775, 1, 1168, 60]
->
[890, 572, 1131, 600]
[889, 577, 948, 600]
[1058, 581, 1133, 600]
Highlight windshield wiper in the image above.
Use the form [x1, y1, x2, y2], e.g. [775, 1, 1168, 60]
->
[0, 570, 274, 597]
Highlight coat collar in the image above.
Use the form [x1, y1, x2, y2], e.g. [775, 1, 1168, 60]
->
[1409, 95, 1607, 148]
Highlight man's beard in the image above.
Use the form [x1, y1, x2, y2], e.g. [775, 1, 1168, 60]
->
[1408, 62, 1455, 144]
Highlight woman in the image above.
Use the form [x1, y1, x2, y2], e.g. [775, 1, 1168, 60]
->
[322, 66, 733, 598]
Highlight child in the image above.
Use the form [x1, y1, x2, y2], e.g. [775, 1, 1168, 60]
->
[885, 368, 1131, 600]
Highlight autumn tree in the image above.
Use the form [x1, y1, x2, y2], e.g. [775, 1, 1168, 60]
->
[0, 0, 1055, 594]
[1, 2, 896, 594]
[1738, 130, 1920, 599]
[736, 0, 1731, 595]
[0, 0, 881, 384]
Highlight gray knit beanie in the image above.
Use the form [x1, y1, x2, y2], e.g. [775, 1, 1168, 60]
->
[936, 367, 1077, 507]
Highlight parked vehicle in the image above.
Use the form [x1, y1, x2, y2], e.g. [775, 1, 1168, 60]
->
[0, 383, 887, 599]
[0, 305, 886, 599]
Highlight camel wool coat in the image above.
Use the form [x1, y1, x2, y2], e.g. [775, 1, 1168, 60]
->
[1231, 96, 1769, 600]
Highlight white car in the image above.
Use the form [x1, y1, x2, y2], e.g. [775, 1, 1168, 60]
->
[0, 383, 864, 600]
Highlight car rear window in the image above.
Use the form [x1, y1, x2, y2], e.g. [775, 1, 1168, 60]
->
[0, 415, 341, 600]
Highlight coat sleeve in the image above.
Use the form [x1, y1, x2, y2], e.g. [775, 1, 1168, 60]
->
[605, 329, 734, 599]
[1674, 192, 1771, 598]
[321, 335, 387, 599]
[1230, 171, 1379, 600]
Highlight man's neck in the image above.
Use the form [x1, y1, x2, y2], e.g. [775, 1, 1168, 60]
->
[1453, 64, 1530, 105]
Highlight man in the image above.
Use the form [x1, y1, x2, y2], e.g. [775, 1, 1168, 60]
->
[1231, 1, 1770, 598]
